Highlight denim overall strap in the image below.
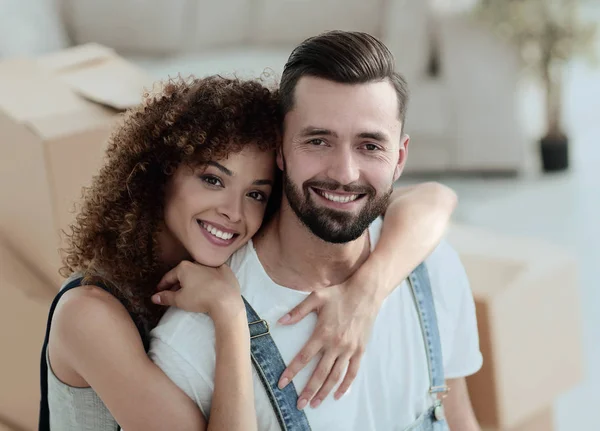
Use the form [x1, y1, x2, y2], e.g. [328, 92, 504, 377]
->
[243, 297, 312, 431]
[406, 263, 449, 429]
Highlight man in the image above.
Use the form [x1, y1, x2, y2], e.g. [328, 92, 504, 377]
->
[150, 31, 482, 430]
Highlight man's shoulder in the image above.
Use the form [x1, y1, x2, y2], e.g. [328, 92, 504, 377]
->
[422, 239, 471, 318]
[424, 239, 464, 274]
[368, 216, 384, 247]
[369, 215, 464, 279]
[150, 306, 216, 353]
[227, 241, 254, 275]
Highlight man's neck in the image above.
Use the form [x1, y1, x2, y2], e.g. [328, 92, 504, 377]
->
[254, 200, 371, 292]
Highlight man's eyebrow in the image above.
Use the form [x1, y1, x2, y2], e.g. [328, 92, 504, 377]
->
[207, 161, 233, 176]
[357, 131, 390, 142]
[298, 126, 339, 138]
[298, 127, 390, 143]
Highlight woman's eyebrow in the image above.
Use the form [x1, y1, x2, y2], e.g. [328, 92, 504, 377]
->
[207, 161, 233, 176]
[253, 179, 273, 186]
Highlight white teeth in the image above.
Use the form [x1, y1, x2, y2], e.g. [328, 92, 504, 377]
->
[200, 222, 234, 240]
[320, 191, 359, 203]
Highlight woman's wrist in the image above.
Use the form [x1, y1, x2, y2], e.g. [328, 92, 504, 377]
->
[210, 294, 246, 321]
[213, 311, 251, 349]
[351, 254, 393, 306]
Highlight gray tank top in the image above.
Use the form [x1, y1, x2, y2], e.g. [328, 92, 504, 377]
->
[42, 274, 120, 430]
[46, 349, 118, 430]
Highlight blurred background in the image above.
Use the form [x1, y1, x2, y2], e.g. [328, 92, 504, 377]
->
[0, 1, 598, 430]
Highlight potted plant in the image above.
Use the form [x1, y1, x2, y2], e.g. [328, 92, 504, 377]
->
[473, 0, 597, 172]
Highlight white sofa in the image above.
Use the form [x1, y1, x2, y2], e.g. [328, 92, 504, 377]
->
[4, 0, 528, 174]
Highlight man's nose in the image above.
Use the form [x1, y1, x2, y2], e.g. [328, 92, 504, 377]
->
[326, 146, 360, 186]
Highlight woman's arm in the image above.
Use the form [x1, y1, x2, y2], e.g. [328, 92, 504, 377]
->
[152, 261, 257, 431]
[276, 182, 458, 407]
[49, 286, 206, 431]
[362, 181, 458, 302]
[207, 310, 255, 431]
[51, 264, 257, 431]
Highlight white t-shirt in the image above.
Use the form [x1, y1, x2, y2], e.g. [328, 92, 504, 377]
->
[149, 218, 482, 430]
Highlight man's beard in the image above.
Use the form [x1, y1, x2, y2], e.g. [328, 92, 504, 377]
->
[283, 172, 392, 244]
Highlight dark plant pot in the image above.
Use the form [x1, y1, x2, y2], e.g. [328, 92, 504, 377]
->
[540, 134, 569, 172]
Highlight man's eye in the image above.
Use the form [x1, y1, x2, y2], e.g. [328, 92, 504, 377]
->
[364, 143, 379, 151]
[308, 139, 326, 146]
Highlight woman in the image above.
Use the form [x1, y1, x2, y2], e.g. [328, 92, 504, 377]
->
[40, 76, 456, 430]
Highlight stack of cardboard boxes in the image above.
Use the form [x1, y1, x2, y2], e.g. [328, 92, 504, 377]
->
[0, 44, 151, 430]
[448, 224, 584, 431]
[0, 240, 53, 431]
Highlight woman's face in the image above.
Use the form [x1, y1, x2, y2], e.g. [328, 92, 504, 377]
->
[161, 145, 276, 267]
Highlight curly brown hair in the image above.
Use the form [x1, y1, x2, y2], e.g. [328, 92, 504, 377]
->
[60, 75, 282, 338]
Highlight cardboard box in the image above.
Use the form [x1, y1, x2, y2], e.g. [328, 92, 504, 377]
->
[447, 224, 583, 430]
[482, 406, 554, 431]
[0, 43, 152, 290]
[482, 407, 554, 431]
[513, 407, 554, 431]
[0, 239, 54, 431]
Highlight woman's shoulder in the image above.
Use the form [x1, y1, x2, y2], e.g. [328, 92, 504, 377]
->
[48, 282, 147, 388]
[52, 283, 137, 348]
[55, 284, 125, 320]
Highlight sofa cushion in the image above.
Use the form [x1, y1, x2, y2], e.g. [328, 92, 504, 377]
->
[382, 0, 430, 84]
[184, 1, 253, 51]
[129, 48, 290, 82]
[0, 0, 69, 57]
[402, 78, 452, 172]
[63, 0, 190, 55]
[250, 0, 385, 45]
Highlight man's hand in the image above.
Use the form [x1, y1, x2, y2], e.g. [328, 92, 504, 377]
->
[277, 278, 380, 409]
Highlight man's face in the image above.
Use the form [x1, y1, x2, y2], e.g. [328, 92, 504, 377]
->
[280, 76, 409, 243]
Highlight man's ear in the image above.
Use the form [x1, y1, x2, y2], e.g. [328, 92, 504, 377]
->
[393, 134, 410, 182]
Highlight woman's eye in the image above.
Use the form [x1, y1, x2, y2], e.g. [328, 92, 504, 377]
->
[248, 191, 267, 202]
[201, 175, 223, 187]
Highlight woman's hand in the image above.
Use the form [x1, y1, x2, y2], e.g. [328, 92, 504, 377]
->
[277, 269, 380, 410]
[278, 182, 457, 409]
[152, 261, 256, 431]
[151, 261, 243, 319]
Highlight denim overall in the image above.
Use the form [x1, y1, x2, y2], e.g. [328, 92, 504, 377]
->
[245, 262, 449, 431]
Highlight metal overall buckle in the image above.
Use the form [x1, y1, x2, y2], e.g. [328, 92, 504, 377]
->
[429, 385, 450, 421]
[248, 319, 270, 339]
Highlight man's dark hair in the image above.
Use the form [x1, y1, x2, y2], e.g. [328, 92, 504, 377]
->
[280, 30, 409, 127]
